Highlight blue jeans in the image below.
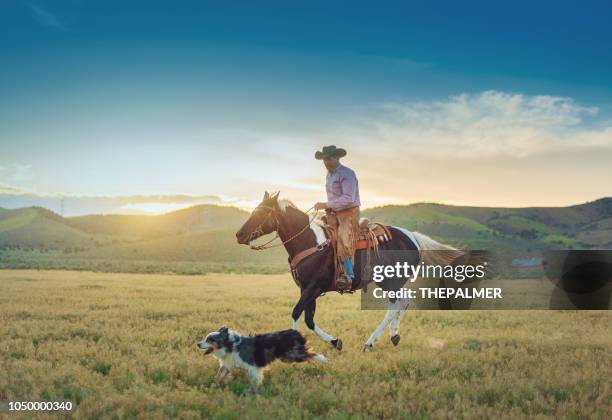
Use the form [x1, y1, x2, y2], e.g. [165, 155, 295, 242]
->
[343, 258, 355, 279]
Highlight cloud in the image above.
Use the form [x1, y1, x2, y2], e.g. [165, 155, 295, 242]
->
[289, 90, 612, 207]
[0, 163, 34, 182]
[201, 90, 610, 208]
[350, 90, 606, 158]
[0, 183, 26, 194]
[0, 193, 225, 216]
[29, 4, 67, 31]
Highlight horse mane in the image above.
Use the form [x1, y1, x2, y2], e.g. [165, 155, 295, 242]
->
[277, 198, 300, 213]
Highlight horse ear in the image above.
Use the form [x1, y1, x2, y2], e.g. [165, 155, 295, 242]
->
[263, 191, 270, 200]
[271, 191, 280, 200]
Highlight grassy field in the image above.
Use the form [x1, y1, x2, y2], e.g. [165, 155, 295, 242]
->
[1, 270, 610, 418]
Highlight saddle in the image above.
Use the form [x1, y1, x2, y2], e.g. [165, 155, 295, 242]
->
[355, 218, 393, 251]
[320, 216, 392, 252]
[288, 215, 392, 294]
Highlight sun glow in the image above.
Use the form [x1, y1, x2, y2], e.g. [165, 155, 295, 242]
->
[119, 202, 195, 215]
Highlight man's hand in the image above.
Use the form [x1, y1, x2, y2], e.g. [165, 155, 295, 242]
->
[314, 202, 328, 211]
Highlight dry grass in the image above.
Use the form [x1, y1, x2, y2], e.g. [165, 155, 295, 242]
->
[0, 270, 610, 418]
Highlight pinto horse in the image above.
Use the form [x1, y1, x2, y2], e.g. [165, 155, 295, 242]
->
[236, 192, 463, 351]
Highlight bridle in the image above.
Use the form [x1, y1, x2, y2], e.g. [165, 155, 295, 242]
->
[247, 204, 317, 251]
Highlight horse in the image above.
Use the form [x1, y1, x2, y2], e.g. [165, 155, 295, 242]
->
[235, 191, 463, 351]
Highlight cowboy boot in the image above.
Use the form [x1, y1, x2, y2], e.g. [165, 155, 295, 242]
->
[336, 258, 354, 291]
[335, 273, 353, 292]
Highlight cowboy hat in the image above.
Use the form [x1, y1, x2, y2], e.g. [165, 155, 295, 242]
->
[314, 145, 347, 160]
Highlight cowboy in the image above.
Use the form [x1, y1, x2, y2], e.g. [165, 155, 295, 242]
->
[314, 145, 361, 291]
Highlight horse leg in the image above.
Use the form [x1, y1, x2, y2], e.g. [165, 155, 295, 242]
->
[291, 313, 301, 330]
[291, 300, 306, 331]
[305, 299, 342, 350]
[389, 297, 410, 346]
[363, 299, 404, 351]
[291, 285, 319, 333]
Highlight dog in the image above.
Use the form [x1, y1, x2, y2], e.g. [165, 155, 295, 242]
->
[197, 326, 327, 392]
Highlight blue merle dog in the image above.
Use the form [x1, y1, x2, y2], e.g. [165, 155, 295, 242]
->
[197, 326, 327, 392]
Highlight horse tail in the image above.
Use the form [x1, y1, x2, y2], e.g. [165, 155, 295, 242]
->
[411, 231, 465, 266]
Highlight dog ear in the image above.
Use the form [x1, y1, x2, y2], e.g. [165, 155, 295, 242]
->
[218, 326, 229, 336]
[271, 191, 280, 200]
[263, 191, 270, 200]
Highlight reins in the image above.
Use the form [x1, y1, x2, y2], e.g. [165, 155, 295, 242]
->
[248, 205, 317, 251]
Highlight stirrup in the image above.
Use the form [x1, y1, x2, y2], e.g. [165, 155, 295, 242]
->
[336, 274, 353, 292]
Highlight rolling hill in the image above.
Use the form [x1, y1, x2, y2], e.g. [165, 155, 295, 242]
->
[66, 205, 248, 241]
[362, 197, 612, 251]
[0, 198, 610, 274]
[0, 207, 112, 250]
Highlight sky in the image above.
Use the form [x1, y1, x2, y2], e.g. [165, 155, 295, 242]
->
[1, 0, 611, 215]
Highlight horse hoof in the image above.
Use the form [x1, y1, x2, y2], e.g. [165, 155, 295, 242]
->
[391, 334, 401, 346]
[331, 338, 343, 351]
[362, 344, 374, 352]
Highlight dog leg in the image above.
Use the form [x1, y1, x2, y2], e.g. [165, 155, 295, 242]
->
[248, 366, 264, 394]
[216, 366, 230, 386]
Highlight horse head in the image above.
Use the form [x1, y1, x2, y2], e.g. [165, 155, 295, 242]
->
[236, 191, 281, 245]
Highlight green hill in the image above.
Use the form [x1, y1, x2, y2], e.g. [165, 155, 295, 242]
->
[67, 205, 248, 240]
[362, 198, 612, 251]
[0, 198, 610, 274]
[0, 207, 111, 250]
[0, 204, 252, 251]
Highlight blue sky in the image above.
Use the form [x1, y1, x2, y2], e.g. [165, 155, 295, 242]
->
[1, 1, 611, 213]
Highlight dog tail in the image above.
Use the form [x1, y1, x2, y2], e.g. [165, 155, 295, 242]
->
[301, 332, 328, 363]
[309, 352, 328, 363]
